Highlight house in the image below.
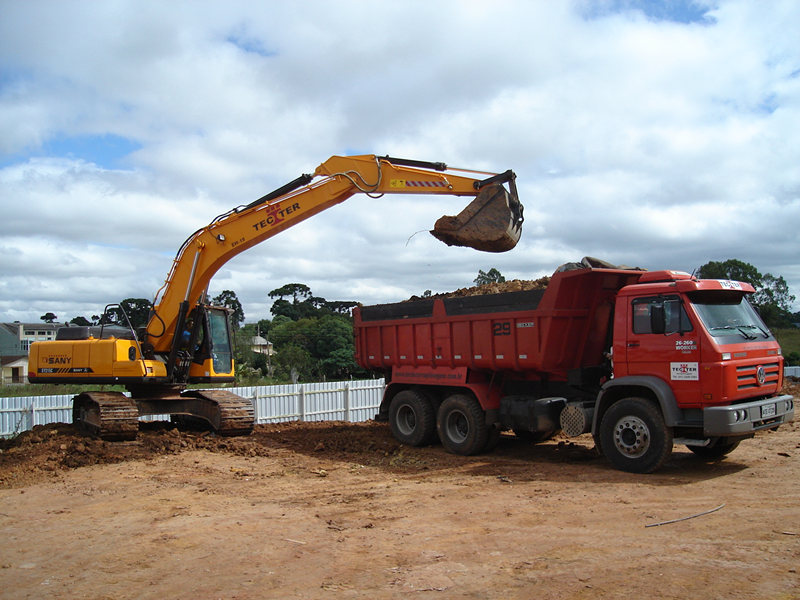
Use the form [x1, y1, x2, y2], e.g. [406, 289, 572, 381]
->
[250, 335, 273, 356]
[1, 355, 27, 384]
[0, 322, 61, 385]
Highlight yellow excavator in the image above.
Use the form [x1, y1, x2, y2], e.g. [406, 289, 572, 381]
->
[28, 154, 524, 439]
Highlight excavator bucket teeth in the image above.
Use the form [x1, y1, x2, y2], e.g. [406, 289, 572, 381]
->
[430, 183, 524, 253]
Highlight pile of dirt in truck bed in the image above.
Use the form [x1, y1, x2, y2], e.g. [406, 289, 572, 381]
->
[407, 275, 550, 301]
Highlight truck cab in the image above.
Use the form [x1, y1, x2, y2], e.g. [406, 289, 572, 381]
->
[595, 271, 793, 471]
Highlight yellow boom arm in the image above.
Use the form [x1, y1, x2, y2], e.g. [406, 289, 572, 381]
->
[146, 154, 522, 353]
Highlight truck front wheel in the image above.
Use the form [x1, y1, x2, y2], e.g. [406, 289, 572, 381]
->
[389, 390, 437, 447]
[599, 397, 672, 473]
[437, 393, 488, 456]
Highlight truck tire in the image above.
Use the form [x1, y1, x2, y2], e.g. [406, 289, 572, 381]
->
[389, 390, 437, 447]
[687, 438, 741, 459]
[437, 393, 489, 456]
[599, 397, 672, 473]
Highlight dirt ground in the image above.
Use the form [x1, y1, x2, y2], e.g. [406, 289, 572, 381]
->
[1, 382, 799, 599]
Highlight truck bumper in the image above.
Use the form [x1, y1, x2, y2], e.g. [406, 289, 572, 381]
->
[703, 395, 794, 437]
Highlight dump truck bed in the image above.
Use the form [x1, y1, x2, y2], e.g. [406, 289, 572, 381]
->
[353, 267, 644, 379]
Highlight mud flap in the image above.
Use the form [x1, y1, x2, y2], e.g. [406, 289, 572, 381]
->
[430, 183, 523, 252]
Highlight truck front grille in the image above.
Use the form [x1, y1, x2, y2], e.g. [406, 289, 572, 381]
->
[736, 361, 780, 391]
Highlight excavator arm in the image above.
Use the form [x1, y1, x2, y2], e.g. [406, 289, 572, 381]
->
[146, 154, 524, 354]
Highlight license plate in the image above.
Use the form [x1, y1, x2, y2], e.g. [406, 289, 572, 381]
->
[761, 403, 777, 418]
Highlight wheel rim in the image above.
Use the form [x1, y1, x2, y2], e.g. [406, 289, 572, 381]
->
[612, 415, 650, 458]
[445, 409, 469, 443]
[396, 404, 417, 436]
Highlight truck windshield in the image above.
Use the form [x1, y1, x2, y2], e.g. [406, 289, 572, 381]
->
[207, 310, 233, 373]
[688, 291, 773, 342]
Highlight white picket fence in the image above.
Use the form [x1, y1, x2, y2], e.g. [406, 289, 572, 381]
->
[0, 379, 385, 438]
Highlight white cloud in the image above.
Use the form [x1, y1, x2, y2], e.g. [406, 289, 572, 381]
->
[0, 0, 798, 325]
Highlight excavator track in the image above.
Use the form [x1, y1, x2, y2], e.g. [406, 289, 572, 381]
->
[72, 392, 139, 441]
[180, 389, 255, 436]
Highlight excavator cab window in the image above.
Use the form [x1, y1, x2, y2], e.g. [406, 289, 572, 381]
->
[205, 308, 233, 374]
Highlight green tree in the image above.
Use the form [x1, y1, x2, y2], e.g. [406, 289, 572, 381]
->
[752, 273, 795, 326]
[212, 290, 245, 329]
[269, 283, 313, 319]
[274, 344, 313, 383]
[70, 316, 92, 326]
[263, 283, 362, 381]
[697, 259, 796, 328]
[474, 268, 505, 286]
[269, 318, 316, 355]
[269, 283, 313, 304]
[697, 259, 762, 286]
[269, 283, 358, 321]
[314, 315, 358, 379]
[107, 298, 152, 329]
[40, 312, 57, 323]
[255, 318, 273, 338]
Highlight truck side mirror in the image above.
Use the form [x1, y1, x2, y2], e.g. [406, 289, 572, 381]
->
[650, 303, 666, 335]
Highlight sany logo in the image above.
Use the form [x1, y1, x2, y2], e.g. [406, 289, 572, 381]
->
[45, 356, 70, 365]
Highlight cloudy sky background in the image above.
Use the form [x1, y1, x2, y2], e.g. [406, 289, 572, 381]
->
[1, 0, 798, 325]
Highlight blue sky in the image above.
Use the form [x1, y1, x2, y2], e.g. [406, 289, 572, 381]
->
[0, 0, 798, 323]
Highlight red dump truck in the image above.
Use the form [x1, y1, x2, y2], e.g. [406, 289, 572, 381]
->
[353, 259, 795, 473]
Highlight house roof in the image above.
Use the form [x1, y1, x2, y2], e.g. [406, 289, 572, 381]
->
[0, 355, 28, 368]
[1, 322, 62, 334]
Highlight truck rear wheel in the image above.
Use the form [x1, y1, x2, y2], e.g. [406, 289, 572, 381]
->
[389, 390, 437, 447]
[599, 397, 672, 473]
[437, 393, 488, 456]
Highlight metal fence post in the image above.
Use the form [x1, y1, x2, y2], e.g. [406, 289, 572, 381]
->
[298, 385, 305, 422]
[344, 382, 351, 422]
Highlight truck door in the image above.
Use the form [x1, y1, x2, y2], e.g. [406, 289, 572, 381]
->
[624, 295, 700, 406]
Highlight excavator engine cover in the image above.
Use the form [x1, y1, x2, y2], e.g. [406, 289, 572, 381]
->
[430, 183, 523, 252]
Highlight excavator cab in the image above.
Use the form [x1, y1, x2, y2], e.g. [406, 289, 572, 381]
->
[173, 305, 236, 383]
[430, 171, 524, 253]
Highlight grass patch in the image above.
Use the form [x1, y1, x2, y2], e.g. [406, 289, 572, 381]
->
[0, 384, 127, 398]
[774, 328, 800, 365]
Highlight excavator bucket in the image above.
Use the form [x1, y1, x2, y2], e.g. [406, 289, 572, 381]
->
[430, 183, 524, 252]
